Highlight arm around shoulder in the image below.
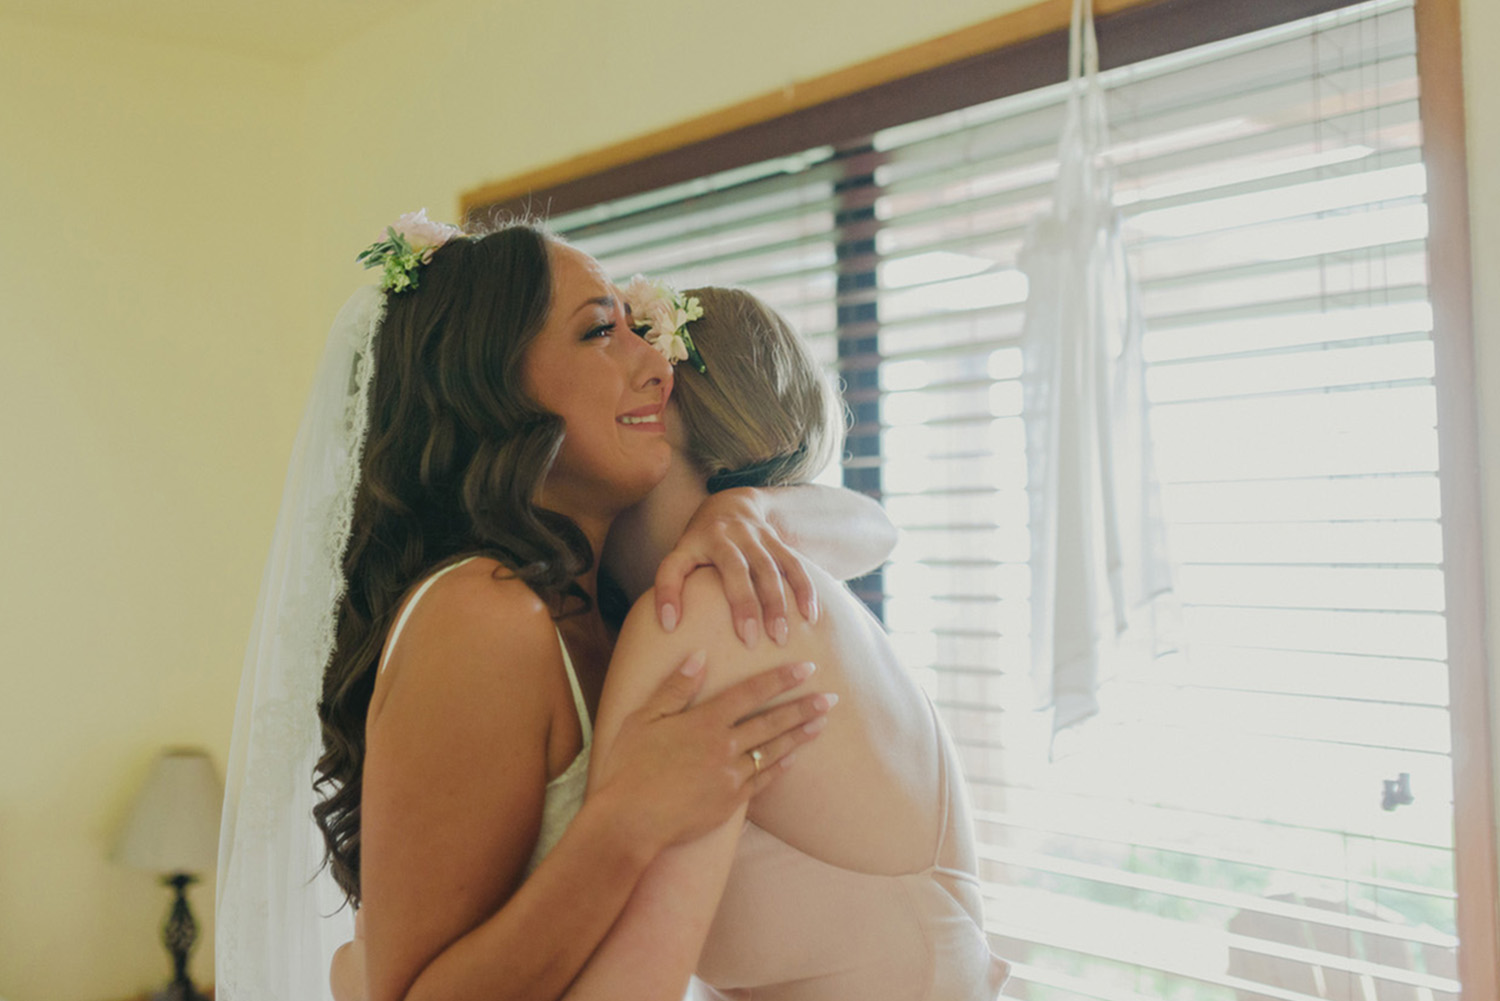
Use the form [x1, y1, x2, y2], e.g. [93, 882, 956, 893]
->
[576, 580, 755, 1001]
[756, 484, 896, 581]
[572, 575, 835, 1000]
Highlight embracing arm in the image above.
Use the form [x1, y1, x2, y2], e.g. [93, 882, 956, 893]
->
[755, 484, 896, 581]
[570, 573, 836, 1001]
[651, 485, 896, 642]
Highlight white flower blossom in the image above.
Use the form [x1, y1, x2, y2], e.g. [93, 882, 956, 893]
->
[622, 274, 705, 369]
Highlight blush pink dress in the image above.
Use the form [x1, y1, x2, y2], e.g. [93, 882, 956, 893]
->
[694, 699, 1010, 1000]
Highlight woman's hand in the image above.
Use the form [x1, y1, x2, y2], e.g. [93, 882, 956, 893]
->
[653, 488, 817, 647]
[589, 651, 834, 854]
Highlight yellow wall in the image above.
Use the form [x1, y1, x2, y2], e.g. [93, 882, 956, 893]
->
[294, 0, 1022, 318]
[0, 0, 1495, 998]
[0, 18, 307, 1000]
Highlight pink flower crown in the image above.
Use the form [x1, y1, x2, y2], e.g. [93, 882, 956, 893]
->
[621, 274, 707, 374]
[356, 209, 465, 293]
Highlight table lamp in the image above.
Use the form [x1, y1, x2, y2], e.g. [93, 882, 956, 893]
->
[113, 748, 223, 1001]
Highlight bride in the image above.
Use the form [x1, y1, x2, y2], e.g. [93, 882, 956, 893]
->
[326, 280, 1009, 1000]
[216, 215, 891, 1000]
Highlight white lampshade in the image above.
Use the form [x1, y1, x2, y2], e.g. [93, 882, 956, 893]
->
[113, 748, 223, 875]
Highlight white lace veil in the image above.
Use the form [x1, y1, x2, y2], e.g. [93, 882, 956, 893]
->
[216, 285, 385, 1000]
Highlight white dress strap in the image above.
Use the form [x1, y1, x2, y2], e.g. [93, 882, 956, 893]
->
[555, 630, 592, 744]
[378, 556, 479, 674]
[379, 559, 592, 744]
[378, 556, 591, 742]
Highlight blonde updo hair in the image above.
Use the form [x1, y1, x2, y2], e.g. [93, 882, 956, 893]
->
[672, 287, 842, 491]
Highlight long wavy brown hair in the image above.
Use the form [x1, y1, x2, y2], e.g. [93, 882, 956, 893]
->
[313, 223, 594, 905]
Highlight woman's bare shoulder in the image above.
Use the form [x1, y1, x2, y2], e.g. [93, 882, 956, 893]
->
[417, 556, 551, 630]
[374, 557, 562, 712]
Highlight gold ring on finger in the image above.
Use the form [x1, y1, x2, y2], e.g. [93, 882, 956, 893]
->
[749, 748, 764, 774]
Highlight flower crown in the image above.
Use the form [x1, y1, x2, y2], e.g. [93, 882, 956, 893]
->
[621, 274, 707, 374]
[356, 209, 465, 293]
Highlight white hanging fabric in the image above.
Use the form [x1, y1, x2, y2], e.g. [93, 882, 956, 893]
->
[1019, 0, 1173, 739]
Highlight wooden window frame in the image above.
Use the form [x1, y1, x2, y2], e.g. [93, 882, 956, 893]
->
[463, 0, 1498, 992]
[1411, 2, 1500, 997]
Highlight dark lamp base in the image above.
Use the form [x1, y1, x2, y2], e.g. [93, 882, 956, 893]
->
[156, 872, 210, 1001]
[153, 985, 212, 1001]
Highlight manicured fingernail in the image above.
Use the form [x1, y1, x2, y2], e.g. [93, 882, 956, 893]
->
[770, 616, 789, 646]
[660, 603, 678, 632]
[790, 661, 815, 682]
[679, 650, 706, 676]
[741, 617, 760, 648]
[807, 594, 820, 624]
[781, 752, 798, 770]
[814, 692, 839, 712]
[803, 715, 829, 735]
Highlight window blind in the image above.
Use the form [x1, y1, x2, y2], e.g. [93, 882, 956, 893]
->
[549, 1, 1462, 996]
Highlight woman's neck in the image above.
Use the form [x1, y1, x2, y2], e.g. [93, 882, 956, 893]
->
[529, 487, 622, 608]
[603, 455, 710, 604]
[556, 513, 609, 607]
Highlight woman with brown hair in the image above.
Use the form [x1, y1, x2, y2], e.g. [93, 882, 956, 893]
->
[217, 218, 889, 1001]
[327, 283, 1007, 1000]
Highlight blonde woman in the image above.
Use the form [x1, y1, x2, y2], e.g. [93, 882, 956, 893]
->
[586, 287, 1009, 1000]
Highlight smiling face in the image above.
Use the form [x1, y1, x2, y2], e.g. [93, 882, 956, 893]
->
[523, 241, 675, 521]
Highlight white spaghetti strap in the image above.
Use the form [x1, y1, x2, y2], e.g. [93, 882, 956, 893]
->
[378, 557, 479, 675]
[555, 629, 592, 744]
[377, 557, 590, 743]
